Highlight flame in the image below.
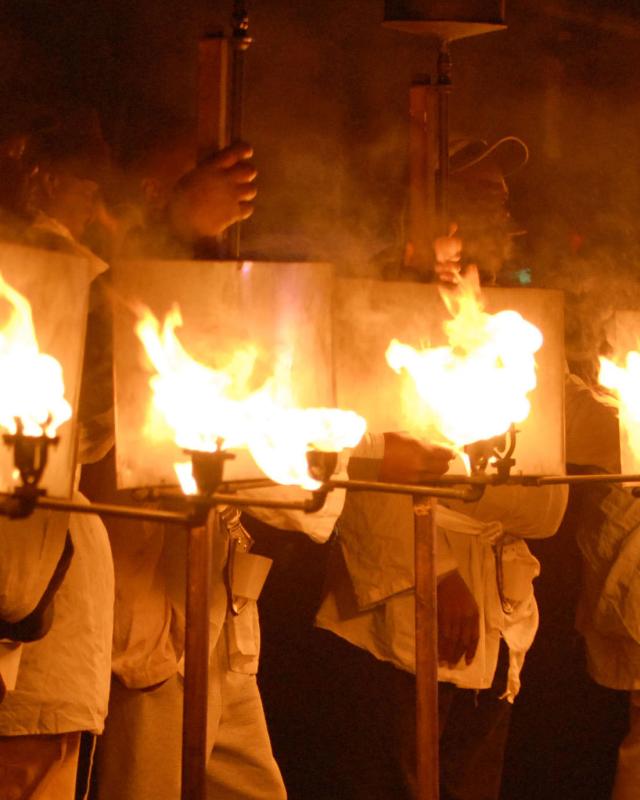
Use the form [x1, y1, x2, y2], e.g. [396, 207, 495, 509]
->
[174, 460, 198, 495]
[0, 273, 71, 437]
[385, 269, 542, 450]
[136, 304, 366, 492]
[599, 352, 640, 460]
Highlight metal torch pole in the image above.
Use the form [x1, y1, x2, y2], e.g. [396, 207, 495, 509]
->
[414, 496, 440, 800]
[181, 507, 218, 800]
[228, 0, 252, 259]
[435, 40, 452, 235]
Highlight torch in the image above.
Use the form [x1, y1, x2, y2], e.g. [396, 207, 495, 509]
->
[123, 285, 368, 800]
[9, 244, 640, 800]
[382, 1, 507, 276]
[0, 247, 91, 506]
[197, 0, 253, 260]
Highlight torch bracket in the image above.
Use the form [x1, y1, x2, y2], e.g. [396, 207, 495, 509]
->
[306, 450, 339, 484]
[464, 424, 517, 482]
[3, 422, 59, 490]
[0, 484, 45, 519]
[185, 448, 236, 498]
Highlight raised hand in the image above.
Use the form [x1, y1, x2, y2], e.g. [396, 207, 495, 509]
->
[434, 223, 463, 286]
[167, 141, 257, 241]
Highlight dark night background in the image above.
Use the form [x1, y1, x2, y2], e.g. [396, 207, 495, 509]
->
[3, 0, 640, 278]
[2, 3, 638, 799]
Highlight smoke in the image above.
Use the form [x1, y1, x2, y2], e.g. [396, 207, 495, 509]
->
[1, 0, 640, 354]
[236, 0, 426, 272]
[526, 195, 640, 379]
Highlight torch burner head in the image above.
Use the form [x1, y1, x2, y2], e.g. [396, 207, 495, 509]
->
[3, 417, 59, 489]
[2, 418, 59, 517]
[185, 447, 236, 496]
[306, 450, 338, 484]
[463, 424, 517, 481]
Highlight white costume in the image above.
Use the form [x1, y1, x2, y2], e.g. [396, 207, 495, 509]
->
[0, 500, 113, 736]
[0, 510, 69, 693]
[565, 372, 640, 800]
[316, 434, 568, 699]
[0, 219, 114, 799]
[95, 465, 349, 800]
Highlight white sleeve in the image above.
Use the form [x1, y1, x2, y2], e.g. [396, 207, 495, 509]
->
[349, 432, 385, 464]
[565, 373, 620, 473]
[0, 510, 69, 623]
[241, 483, 346, 543]
[342, 432, 386, 481]
[240, 433, 386, 543]
[447, 483, 568, 540]
[335, 490, 459, 610]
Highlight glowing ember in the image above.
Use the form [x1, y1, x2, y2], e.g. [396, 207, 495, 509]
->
[0, 273, 71, 437]
[599, 352, 640, 460]
[136, 304, 366, 492]
[385, 268, 542, 450]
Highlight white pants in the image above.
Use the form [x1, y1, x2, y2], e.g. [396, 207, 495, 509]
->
[612, 690, 640, 800]
[93, 628, 286, 800]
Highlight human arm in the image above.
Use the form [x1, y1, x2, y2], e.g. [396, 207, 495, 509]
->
[564, 371, 620, 473]
[434, 482, 567, 668]
[446, 483, 568, 540]
[378, 431, 473, 662]
[334, 433, 457, 603]
[379, 432, 455, 483]
[433, 224, 464, 285]
[166, 141, 257, 242]
[342, 434, 478, 665]
[0, 512, 70, 631]
[0, 511, 72, 698]
[437, 569, 479, 667]
[347, 431, 454, 483]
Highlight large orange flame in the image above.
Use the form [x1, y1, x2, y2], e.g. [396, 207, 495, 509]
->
[135, 304, 366, 491]
[385, 269, 542, 450]
[599, 352, 640, 462]
[0, 273, 71, 437]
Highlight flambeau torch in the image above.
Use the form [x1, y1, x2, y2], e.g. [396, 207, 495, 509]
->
[134, 301, 365, 800]
[0, 273, 71, 513]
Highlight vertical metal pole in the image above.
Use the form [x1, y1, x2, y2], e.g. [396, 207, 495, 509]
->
[181, 508, 217, 800]
[436, 41, 452, 234]
[414, 497, 440, 800]
[405, 40, 452, 278]
[228, 0, 252, 259]
[229, 5, 249, 145]
[197, 35, 231, 259]
[197, 35, 230, 160]
[406, 81, 439, 275]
